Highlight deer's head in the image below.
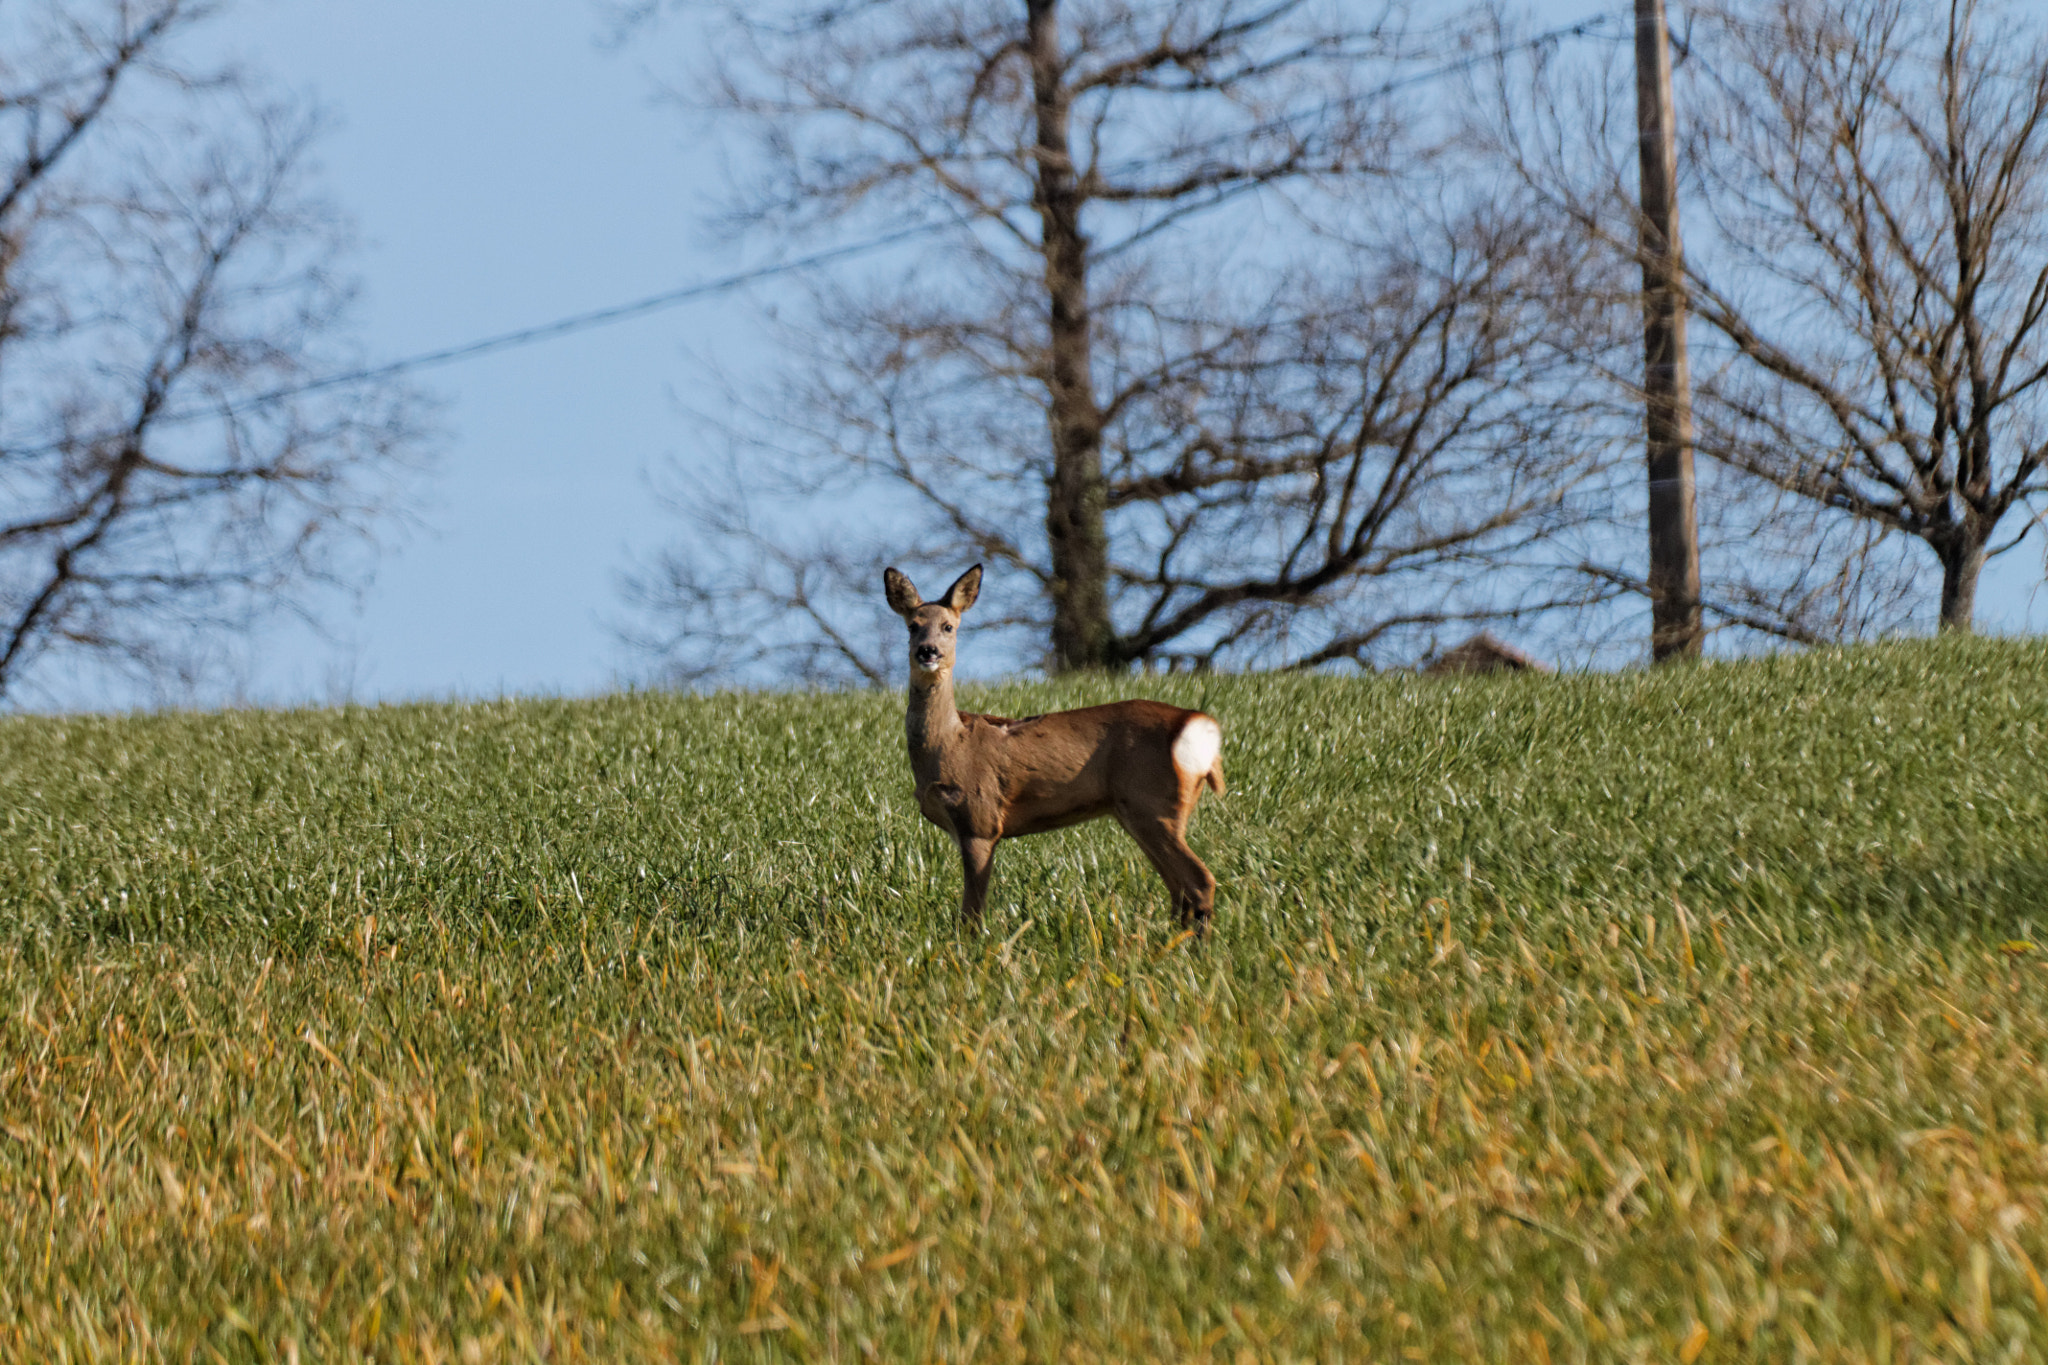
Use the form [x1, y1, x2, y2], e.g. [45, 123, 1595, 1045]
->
[883, 564, 981, 681]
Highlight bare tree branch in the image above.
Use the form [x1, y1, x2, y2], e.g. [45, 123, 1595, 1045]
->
[624, 0, 1612, 685]
[1482, 0, 2048, 642]
[0, 1, 430, 705]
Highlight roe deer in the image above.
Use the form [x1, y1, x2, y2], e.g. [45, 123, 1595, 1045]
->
[883, 564, 1225, 932]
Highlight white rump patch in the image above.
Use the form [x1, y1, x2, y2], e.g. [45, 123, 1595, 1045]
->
[1171, 715, 1222, 778]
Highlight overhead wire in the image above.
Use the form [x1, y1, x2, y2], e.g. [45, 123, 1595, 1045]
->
[1093, 11, 1625, 180]
[1, 220, 954, 461]
[1, 11, 1625, 462]
[231, 220, 956, 405]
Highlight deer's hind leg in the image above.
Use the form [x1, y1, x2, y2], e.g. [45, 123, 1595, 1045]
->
[1115, 807, 1217, 934]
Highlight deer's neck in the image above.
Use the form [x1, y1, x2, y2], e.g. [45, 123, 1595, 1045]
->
[905, 670, 963, 765]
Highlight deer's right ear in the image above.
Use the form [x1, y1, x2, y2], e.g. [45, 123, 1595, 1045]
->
[883, 567, 923, 618]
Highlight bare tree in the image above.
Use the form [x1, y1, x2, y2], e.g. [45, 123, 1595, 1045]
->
[1681, 0, 2048, 631]
[1492, 0, 2048, 641]
[0, 0, 427, 706]
[620, 0, 1617, 684]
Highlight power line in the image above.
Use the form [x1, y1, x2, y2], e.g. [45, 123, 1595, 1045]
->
[1096, 11, 1625, 179]
[1375, 11, 1625, 96]
[1, 220, 952, 460]
[4, 15, 1623, 460]
[242, 221, 953, 404]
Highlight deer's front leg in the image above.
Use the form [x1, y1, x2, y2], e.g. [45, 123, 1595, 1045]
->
[955, 836, 997, 926]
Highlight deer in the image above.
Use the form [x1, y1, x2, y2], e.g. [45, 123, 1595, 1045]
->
[883, 564, 1225, 933]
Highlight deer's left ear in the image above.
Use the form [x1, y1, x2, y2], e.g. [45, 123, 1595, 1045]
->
[883, 567, 923, 618]
[942, 564, 982, 614]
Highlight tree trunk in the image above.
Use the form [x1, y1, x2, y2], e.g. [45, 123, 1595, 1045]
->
[1635, 0, 1702, 662]
[1027, 0, 1115, 672]
[1938, 533, 1984, 632]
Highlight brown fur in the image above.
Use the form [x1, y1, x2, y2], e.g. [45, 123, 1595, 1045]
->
[884, 564, 1225, 931]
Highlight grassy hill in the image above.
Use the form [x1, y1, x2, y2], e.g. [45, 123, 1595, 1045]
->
[1, 637, 2045, 1361]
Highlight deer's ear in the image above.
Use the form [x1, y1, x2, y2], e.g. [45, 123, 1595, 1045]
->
[942, 564, 982, 614]
[883, 568, 923, 618]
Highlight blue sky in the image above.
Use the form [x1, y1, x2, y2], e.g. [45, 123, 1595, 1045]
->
[184, 0, 2046, 707]
[206, 0, 757, 705]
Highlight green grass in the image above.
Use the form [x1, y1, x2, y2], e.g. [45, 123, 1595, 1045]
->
[1, 635, 2046, 1362]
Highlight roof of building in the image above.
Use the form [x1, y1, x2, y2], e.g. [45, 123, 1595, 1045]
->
[1420, 631, 1550, 676]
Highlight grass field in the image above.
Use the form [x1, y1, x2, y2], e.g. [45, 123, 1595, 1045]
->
[2, 636, 2046, 1362]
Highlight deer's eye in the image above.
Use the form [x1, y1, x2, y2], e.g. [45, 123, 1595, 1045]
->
[942, 622, 953, 634]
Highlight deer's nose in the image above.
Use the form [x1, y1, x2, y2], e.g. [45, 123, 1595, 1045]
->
[915, 644, 942, 664]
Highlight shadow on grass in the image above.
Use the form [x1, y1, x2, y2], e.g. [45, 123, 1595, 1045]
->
[1733, 854, 2048, 942]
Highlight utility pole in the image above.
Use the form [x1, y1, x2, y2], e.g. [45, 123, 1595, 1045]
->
[1635, 0, 1702, 661]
